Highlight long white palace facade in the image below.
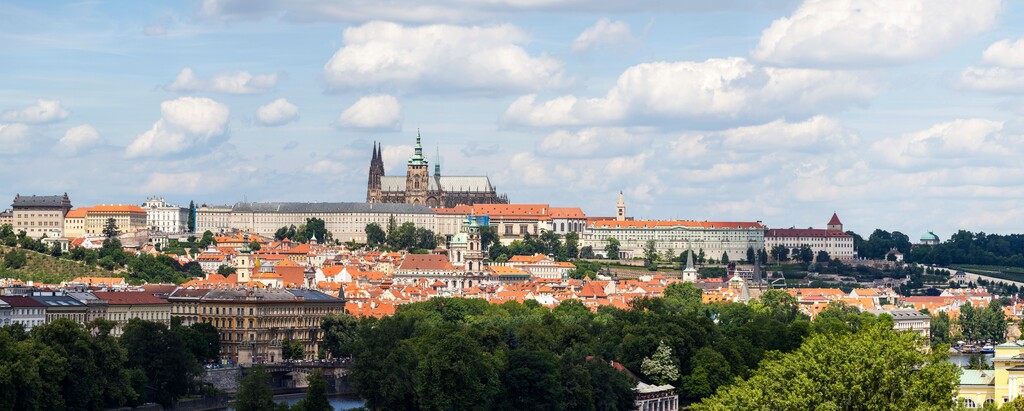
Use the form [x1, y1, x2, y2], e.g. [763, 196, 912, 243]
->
[196, 202, 464, 242]
[581, 220, 766, 261]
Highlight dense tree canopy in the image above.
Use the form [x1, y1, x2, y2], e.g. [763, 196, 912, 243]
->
[693, 321, 960, 410]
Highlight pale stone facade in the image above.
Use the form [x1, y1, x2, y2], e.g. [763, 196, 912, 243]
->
[196, 202, 463, 243]
[63, 208, 88, 238]
[85, 205, 148, 236]
[582, 220, 766, 261]
[763, 213, 855, 261]
[11, 193, 72, 238]
[142, 197, 189, 233]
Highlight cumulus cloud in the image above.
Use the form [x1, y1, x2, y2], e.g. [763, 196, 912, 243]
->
[198, 0, 796, 23]
[322, 21, 564, 95]
[255, 98, 299, 126]
[164, 67, 280, 95]
[0, 124, 32, 155]
[462, 143, 500, 157]
[1, 99, 71, 124]
[571, 18, 637, 53]
[870, 118, 1021, 169]
[305, 159, 347, 175]
[381, 144, 413, 174]
[56, 124, 101, 156]
[538, 128, 648, 158]
[125, 97, 230, 158]
[502, 57, 876, 127]
[335, 95, 402, 131]
[753, 0, 1001, 67]
[717, 116, 856, 151]
[959, 37, 1024, 93]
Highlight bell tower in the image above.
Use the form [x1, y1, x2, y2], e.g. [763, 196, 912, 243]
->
[616, 191, 626, 221]
[406, 130, 429, 205]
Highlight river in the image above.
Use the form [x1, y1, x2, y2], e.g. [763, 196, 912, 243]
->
[949, 353, 994, 368]
[227, 394, 365, 410]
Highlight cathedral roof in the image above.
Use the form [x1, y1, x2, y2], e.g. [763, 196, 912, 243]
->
[379, 176, 495, 192]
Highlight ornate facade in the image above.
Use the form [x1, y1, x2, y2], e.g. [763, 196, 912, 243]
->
[366, 132, 508, 208]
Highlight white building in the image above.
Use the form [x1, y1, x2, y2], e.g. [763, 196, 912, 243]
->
[142, 197, 189, 233]
[550, 207, 587, 235]
[196, 202, 464, 243]
[582, 220, 766, 261]
[0, 296, 46, 331]
[763, 213, 855, 261]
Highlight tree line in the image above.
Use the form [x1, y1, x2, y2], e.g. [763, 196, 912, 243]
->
[317, 287, 963, 410]
[0, 317, 219, 410]
[274, 218, 333, 244]
[364, 215, 440, 251]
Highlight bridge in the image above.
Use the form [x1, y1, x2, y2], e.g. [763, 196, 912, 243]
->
[203, 359, 354, 396]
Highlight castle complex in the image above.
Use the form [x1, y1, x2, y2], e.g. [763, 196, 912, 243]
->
[366, 132, 508, 208]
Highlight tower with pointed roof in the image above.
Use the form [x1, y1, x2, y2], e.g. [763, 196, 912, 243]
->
[366, 142, 385, 203]
[405, 129, 430, 206]
[616, 191, 626, 222]
[827, 212, 843, 232]
[682, 247, 697, 282]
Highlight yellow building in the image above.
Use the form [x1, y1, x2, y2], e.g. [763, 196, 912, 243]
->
[168, 288, 345, 363]
[63, 207, 89, 238]
[956, 340, 1024, 407]
[91, 291, 172, 337]
[85, 205, 147, 236]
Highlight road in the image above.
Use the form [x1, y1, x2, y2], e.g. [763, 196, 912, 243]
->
[934, 267, 1024, 288]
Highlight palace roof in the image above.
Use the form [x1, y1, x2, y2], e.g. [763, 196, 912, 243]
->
[766, 228, 851, 238]
[88, 205, 146, 213]
[12, 193, 71, 208]
[231, 201, 434, 214]
[590, 220, 765, 229]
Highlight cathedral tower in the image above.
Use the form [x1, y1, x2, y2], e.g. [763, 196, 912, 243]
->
[405, 130, 429, 205]
[366, 142, 384, 203]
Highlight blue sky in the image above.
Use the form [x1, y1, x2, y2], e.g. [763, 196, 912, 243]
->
[3, 0, 1024, 239]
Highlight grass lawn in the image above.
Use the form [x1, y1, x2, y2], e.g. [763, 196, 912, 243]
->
[951, 264, 1024, 283]
[0, 245, 121, 284]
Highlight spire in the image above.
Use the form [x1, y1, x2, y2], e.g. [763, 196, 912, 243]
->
[685, 247, 695, 271]
[408, 129, 428, 166]
[434, 145, 441, 177]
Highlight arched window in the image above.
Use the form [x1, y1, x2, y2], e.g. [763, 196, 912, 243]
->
[962, 399, 976, 408]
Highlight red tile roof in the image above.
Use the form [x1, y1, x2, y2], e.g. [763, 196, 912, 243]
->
[549, 207, 586, 219]
[92, 292, 169, 305]
[591, 220, 765, 229]
[766, 228, 851, 238]
[828, 212, 842, 226]
[0, 296, 45, 307]
[399, 254, 455, 271]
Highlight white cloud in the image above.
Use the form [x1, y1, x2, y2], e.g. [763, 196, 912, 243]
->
[537, 128, 648, 158]
[870, 118, 1019, 169]
[753, 0, 1001, 67]
[335, 95, 402, 131]
[198, 0, 797, 23]
[717, 116, 856, 151]
[982, 38, 1024, 68]
[322, 21, 564, 95]
[502, 57, 876, 127]
[381, 144, 413, 174]
[0, 124, 32, 155]
[255, 98, 299, 126]
[305, 159, 347, 175]
[571, 18, 637, 53]
[56, 124, 101, 156]
[164, 67, 279, 95]
[959, 38, 1024, 93]
[125, 97, 230, 158]
[144, 24, 167, 36]
[1, 99, 71, 124]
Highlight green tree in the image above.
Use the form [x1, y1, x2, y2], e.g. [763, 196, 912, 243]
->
[756, 290, 801, 323]
[4, 249, 27, 269]
[197, 230, 216, 249]
[643, 240, 659, 270]
[365, 223, 386, 246]
[415, 331, 500, 410]
[579, 245, 595, 259]
[641, 340, 680, 385]
[249, 240, 261, 251]
[798, 245, 814, 264]
[499, 350, 563, 411]
[321, 313, 359, 359]
[187, 200, 196, 232]
[217, 265, 236, 275]
[564, 232, 580, 259]
[282, 337, 304, 360]
[694, 323, 960, 410]
[385, 215, 400, 248]
[758, 248, 768, 265]
[771, 245, 789, 262]
[295, 369, 331, 411]
[102, 218, 120, 239]
[931, 311, 952, 346]
[415, 227, 438, 250]
[664, 282, 703, 307]
[720, 251, 730, 265]
[122, 319, 198, 405]
[746, 247, 756, 264]
[234, 365, 276, 411]
[816, 250, 830, 263]
[604, 237, 620, 259]
[683, 347, 733, 399]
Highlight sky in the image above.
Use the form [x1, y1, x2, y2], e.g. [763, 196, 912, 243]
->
[3, 0, 1024, 240]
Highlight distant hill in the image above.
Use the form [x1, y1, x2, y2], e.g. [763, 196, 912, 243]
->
[0, 245, 122, 284]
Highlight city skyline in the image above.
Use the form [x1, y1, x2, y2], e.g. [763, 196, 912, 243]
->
[4, 0, 1024, 238]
